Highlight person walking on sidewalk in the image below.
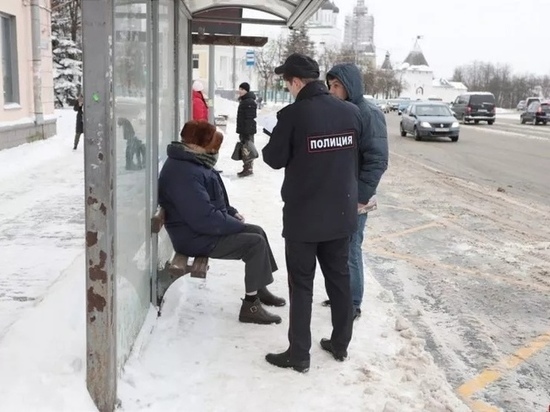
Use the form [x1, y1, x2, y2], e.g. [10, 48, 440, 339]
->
[73, 94, 83, 150]
[325, 63, 389, 320]
[236, 82, 257, 177]
[262, 53, 365, 372]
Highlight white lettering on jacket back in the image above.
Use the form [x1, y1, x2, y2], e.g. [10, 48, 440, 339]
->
[308, 131, 356, 153]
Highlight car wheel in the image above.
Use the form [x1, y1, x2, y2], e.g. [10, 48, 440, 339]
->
[544, 121, 548, 125]
[487, 120, 494, 125]
[521, 117, 526, 124]
[462, 115, 469, 124]
[451, 136, 459, 142]
[474, 120, 479, 124]
[400, 123, 407, 137]
[534, 120, 539, 125]
[414, 127, 422, 141]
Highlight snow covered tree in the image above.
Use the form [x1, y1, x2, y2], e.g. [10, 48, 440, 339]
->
[51, 0, 82, 107]
[52, 37, 82, 107]
[284, 27, 316, 59]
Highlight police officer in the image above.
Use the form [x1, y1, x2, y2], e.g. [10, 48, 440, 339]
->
[262, 53, 365, 372]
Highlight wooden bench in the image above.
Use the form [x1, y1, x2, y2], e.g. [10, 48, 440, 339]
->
[151, 207, 209, 279]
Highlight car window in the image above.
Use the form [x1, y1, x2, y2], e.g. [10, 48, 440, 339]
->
[541, 103, 550, 110]
[469, 94, 495, 105]
[415, 105, 453, 116]
[528, 102, 539, 111]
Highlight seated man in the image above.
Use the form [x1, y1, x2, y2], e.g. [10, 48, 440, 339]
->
[158, 120, 285, 325]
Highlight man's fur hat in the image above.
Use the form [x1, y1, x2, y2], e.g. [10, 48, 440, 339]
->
[180, 120, 223, 153]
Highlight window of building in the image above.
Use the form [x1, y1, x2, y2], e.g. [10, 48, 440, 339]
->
[1, 13, 19, 105]
[192, 53, 199, 69]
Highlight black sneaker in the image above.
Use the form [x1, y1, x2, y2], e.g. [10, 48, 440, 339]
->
[265, 350, 310, 373]
[354, 308, 362, 320]
[321, 299, 331, 307]
[320, 338, 347, 361]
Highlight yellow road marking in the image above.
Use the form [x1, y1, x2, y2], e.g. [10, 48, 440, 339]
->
[457, 332, 550, 406]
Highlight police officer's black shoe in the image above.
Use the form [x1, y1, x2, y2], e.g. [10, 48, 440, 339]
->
[265, 350, 310, 373]
[320, 338, 347, 361]
[257, 287, 286, 307]
[353, 308, 362, 320]
[239, 298, 282, 325]
[321, 299, 331, 307]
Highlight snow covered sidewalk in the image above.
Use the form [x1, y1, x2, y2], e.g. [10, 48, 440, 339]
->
[0, 104, 468, 411]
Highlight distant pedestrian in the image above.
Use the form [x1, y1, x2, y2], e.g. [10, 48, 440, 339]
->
[118, 117, 145, 170]
[73, 94, 83, 150]
[192, 80, 209, 121]
[236, 82, 258, 178]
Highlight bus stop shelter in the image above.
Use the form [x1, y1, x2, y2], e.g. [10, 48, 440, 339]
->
[82, 1, 323, 411]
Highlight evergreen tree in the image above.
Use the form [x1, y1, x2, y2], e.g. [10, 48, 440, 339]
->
[284, 27, 316, 59]
[51, 0, 82, 107]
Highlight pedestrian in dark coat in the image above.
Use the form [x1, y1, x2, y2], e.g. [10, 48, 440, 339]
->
[73, 95, 83, 150]
[158, 120, 286, 325]
[236, 82, 257, 177]
[325, 63, 389, 320]
[262, 53, 365, 373]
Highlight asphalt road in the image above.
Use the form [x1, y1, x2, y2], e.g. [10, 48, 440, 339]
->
[368, 111, 550, 411]
[386, 111, 550, 206]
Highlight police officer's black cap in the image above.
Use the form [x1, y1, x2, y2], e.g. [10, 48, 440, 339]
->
[274, 53, 320, 79]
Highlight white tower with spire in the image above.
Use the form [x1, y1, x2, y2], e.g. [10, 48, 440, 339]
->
[396, 36, 434, 98]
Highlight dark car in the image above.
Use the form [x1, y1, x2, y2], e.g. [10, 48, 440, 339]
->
[520, 101, 550, 125]
[451, 92, 496, 125]
[397, 100, 411, 115]
[400, 101, 460, 142]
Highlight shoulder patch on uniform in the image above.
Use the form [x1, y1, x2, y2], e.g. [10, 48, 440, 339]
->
[307, 131, 356, 153]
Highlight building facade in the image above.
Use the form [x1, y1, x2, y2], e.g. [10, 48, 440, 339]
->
[0, 0, 56, 150]
[396, 38, 467, 101]
[192, 45, 260, 100]
[343, 0, 375, 67]
[306, 0, 342, 55]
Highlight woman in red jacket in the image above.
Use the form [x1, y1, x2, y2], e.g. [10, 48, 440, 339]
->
[192, 80, 209, 121]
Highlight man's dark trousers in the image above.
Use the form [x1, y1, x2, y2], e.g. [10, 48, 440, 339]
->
[286, 237, 353, 361]
[209, 224, 277, 293]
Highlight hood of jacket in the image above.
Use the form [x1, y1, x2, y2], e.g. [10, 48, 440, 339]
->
[326, 63, 364, 105]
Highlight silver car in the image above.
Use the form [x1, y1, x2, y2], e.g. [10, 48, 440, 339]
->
[400, 102, 460, 142]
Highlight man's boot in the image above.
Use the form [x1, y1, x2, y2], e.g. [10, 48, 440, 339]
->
[257, 287, 286, 307]
[239, 298, 281, 325]
[237, 161, 253, 178]
[320, 338, 348, 361]
[265, 349, 310, 373]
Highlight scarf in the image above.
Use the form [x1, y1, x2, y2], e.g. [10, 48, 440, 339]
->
[183, 143, 219, 169]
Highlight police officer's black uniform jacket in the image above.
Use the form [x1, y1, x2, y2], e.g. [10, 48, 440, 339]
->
[262, 80, 364, 243]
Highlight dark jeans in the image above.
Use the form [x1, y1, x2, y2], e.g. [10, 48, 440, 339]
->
[209, 224, 277, 293]
[286, 237, 353, 361]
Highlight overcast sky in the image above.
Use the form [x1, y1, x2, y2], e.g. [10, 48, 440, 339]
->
[335, 0, 550, 78]
[243, 0, 550, 79]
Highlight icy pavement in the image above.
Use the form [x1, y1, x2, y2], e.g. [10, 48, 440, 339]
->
[0, 104, 469, 411]
[0, 109, 85, 337]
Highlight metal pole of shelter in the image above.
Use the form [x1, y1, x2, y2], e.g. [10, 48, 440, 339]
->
[82, 0, 117, 411]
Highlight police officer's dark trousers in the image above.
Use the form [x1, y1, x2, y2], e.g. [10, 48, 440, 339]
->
[286, 237, 354, 361]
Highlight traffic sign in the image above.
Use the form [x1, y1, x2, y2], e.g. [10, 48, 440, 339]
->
[246, 50, 255, 67]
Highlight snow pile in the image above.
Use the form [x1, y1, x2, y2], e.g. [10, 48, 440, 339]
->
[0, 109, 468, 411]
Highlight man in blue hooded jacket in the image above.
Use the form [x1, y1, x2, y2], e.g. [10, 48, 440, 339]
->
[325, 63, 389, 319]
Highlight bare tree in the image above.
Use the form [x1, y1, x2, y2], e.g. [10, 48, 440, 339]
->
[452, 60, 549, 108]
[254, 36, 285, 100]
